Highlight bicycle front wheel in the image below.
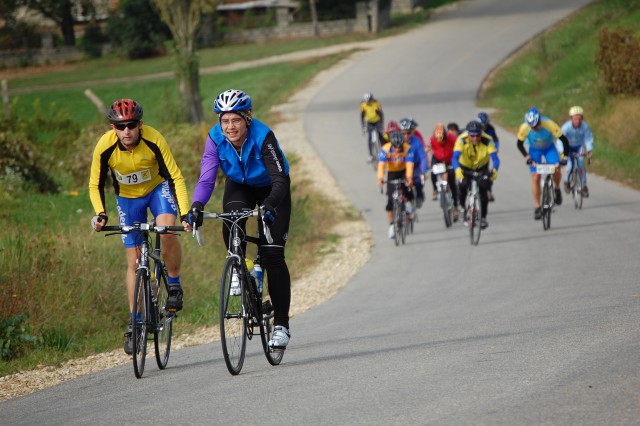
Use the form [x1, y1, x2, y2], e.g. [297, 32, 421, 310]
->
[154, 265, 172, 370]
[220, 256, 247, 375]
[132, 269, 148, 379]
[542, 182, 552, 230]
[370, 131, 380, 170]
[393, 200, 402, 246]
[470, 195, 481, 246]
[572, 168, 583, 210]
[441, 188, 452, 228]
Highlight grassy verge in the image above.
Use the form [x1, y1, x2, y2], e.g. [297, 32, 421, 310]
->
[478, 0, 640, 189]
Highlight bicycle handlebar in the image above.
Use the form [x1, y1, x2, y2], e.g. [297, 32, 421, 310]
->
[101, 222, 186, 234]
[193, 208, 273, 247]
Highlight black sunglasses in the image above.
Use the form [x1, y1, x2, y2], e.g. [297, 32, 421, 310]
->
[113, 122, 139, 130]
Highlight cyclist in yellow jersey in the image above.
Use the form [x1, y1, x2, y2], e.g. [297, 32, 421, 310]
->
[360, 92, 385, 161]
[377, 130, 415, 239]
[89, 99, 190, 355]
[452, 121, 499, 229]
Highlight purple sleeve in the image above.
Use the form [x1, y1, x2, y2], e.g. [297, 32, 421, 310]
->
[192, 134, 220, 206]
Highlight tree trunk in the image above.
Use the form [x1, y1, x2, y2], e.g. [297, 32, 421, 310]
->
[175, 49, 204, 124]
[310, 0, 319, 36]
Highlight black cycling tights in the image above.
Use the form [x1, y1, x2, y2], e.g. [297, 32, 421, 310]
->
[222, 179, 291, 329]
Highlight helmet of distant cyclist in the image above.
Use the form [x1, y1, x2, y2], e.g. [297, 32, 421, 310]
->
[389, 130, 404, 148]
[107, 99, 143, 123]
[447, 122, 460, 133]
[466, 120, 483, 136]
[409, 117, 418, 130]
[399, 118, 413, 132]
[386, 120, 400, 133]
[478, 112, 490, 126]
[569, 105, 584, 116]
[524, 107, 541, 128]
[362, 92, 373, 102]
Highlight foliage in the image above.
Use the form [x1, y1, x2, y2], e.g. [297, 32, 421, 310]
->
[106, 0, 171, 59]
[1, 315, 39, 361]
[22, 0, 77, 46]
[478, 0, 640, 189]
[79, 20, 106, 59]
[0, 100, 69, 194]
[595, 28, 640, 95]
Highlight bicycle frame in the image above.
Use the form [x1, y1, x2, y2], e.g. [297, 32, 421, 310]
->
[388, 178, 407, 246]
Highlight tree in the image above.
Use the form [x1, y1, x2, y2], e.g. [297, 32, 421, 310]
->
[22, 0, 78, 46]
[152, 0, 217, 124]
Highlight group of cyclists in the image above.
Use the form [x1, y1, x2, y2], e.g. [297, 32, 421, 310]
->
[361, 92, 594, 238]
[89, 90, 292, 355]
[87, 88, 594, 357]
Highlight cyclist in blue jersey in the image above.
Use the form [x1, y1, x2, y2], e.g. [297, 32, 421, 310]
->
[399, 118, 428, 209]
[478, 112, 499, 202]
[186, 89, 292, 350]
[516, 107, 570, 220]
[561, 106, 594, 197]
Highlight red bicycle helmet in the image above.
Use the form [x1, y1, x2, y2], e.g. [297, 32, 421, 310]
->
[386, 120, 400, 134]
[107, 99, 143, 123]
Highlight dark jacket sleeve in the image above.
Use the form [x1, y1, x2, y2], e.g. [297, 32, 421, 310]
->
[261, 131, 290, 207]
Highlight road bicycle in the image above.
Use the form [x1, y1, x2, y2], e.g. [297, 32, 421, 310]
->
[567, 150, 589, 210]
[102, 221, 185, 379]
[432, 162, 454, 228]
[194, 208, 282, 375]
[365, 122, 382, 170]
[462, 170, 483, 246]
[386, 178, 410, 246]
[536, 163, 557, 230]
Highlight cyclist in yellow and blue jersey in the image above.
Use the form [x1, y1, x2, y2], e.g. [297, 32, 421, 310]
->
[452, 121, 499, 229]
[89, 99, 190, 355]
[516, 107, 570, 220]
[377, 130, 415, 239]
[360, 92, 385, 160]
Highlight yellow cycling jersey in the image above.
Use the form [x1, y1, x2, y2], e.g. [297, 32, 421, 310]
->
[377, 142, 414, 180]
[453, 131, 496, 170]
[89, 124, 189, 216]
[360, 100, 382, 124]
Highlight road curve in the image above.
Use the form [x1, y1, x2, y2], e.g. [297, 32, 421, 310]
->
[2, 0, 639, 424]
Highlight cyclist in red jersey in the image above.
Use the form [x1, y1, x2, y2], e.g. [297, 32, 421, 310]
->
[429, 122, 460, 219]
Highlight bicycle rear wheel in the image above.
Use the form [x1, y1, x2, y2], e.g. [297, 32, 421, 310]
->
[470, 195, 481, 246]
[259, 295, 284, 365]
[572, 168, 583, 210]
[154, 265, 172, 370]
[542, 181, 552, 230]
[132, 269, 148, 379]
[220, 256, 247, 375]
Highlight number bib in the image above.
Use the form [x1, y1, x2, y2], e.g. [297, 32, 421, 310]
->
[115, 169, 152, 185]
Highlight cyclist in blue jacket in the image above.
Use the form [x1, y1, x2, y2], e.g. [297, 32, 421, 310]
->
[399, 118, 428, 209]
[187, 89, 292, 350]
[561, 106, 594, 197]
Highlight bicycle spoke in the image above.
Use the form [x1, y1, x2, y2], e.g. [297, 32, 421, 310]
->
[132, 269, 148, 379]
[154, 266, 172, 370]
[220, 257, 247, 375]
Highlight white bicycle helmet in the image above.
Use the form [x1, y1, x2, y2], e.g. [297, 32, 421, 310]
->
[362, 92, 373, 102]
[214, 89, 252, 113]
[569, 105, 584, 116]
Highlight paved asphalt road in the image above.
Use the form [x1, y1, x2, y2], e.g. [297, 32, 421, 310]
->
[2, 0, 639, 424]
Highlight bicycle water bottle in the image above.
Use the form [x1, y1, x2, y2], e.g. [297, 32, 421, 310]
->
[253, 259, 263, 295]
